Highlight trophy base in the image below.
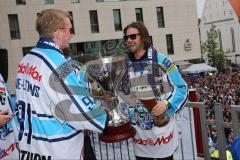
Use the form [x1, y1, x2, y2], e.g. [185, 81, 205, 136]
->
[100, 120, 136, 143]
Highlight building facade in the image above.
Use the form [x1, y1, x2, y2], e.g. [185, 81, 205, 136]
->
[200, 0, 240, 65]
[0, 0, 201, 93]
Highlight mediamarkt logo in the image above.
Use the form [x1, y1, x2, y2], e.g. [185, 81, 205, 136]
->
[18, 63, 42, 82]
[133, 131, 173, 146]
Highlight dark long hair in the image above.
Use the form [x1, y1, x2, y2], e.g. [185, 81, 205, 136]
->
[123, 21, 152, 50]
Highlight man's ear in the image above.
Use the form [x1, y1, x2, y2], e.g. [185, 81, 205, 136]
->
[52, 29, 62, 45]
[53, 29, 60, 39]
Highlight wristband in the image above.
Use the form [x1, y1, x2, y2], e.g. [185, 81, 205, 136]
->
[163, 100, 169, 106]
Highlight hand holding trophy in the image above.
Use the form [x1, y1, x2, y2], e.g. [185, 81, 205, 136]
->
[130, 75, 170, 128]
[139, 98, 170, 127]
[85, 55, 135, 143]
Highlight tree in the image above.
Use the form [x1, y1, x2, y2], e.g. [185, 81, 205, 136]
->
[201, 25, 225, 70]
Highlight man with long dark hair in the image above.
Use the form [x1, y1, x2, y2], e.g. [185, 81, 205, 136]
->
[121, 21, 188, 160]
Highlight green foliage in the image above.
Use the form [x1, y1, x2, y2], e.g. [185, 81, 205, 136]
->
[201, 25, 225, 70]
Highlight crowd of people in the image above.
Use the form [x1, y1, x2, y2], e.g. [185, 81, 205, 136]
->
[185, 68, 240, 122]
[184, 67, 240, 159]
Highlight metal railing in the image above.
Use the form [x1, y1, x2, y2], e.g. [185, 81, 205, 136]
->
[187, 102, 240, 160]
[89, 133, 135, 160]
[89, 102, 240, 160]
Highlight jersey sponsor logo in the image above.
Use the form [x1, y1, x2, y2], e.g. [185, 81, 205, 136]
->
[162, 58, 172, 68]
[0, 86, 5, 92]
[162, 58, 176, 73]
[0, 125, 11, 140]
[133, 131, 173, 146]
[54, 60, 82, 82]
[20, 150, 51, 160]
[145, 64, 153, 74]
[18, 63, 42, 82]
[0, 143, 16, 159]
[54, 62, 72, 82]
[134, 105, 154, 130]
[16, 78, 40, 97]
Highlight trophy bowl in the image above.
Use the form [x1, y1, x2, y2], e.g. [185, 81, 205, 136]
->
[85, 55, 136, 143]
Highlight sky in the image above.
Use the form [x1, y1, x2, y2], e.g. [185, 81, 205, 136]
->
[196, 0, 206, 18]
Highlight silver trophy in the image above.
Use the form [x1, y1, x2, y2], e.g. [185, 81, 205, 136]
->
[85, 55, 135, 143]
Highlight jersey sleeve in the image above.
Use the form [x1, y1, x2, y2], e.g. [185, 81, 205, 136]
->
[157, 53, 188, 117]
[63, 65, 107, 132]
[37, 50, 107, 133]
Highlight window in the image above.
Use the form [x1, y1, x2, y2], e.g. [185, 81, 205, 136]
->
[0, 49, 8, 82]
[83, 38, 124, 57]
[22, 47, 33, 56]
[156, 7, 165, 28]
[44, 0, 54, 4]
[135, 8, 143, 22]
[113, 9, 122, 31]
[218, 29, 222, 49]
[8, 14, 21, 39]
[71, 0, 80, 3]
[68, 11, 75, 34]
[206, 31, 209, 39]
[166, 34, 174, 55]
[231, 28, 235, 52]
[16, 0, 26, 5]
[89, 10, 99, 33]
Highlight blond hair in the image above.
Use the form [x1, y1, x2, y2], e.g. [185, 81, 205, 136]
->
[36, 9, 72, 37]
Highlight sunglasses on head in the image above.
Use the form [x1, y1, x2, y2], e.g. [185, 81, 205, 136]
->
[123, 34, 140, 41]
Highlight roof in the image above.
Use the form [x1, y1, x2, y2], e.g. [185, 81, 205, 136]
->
[228, 0, 240, 20]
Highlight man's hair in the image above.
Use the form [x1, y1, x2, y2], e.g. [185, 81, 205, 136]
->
[123, 21, 152, 50]
[36, 9, 72, 38]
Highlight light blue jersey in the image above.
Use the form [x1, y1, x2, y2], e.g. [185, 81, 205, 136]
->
[122, 47, 188, 158]
[15, 38, 107, 160]
[0, 74, 19, 159]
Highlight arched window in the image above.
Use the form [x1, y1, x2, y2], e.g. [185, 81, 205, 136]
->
[231, 27, 235, 52]
[218, 29, 222, 49]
